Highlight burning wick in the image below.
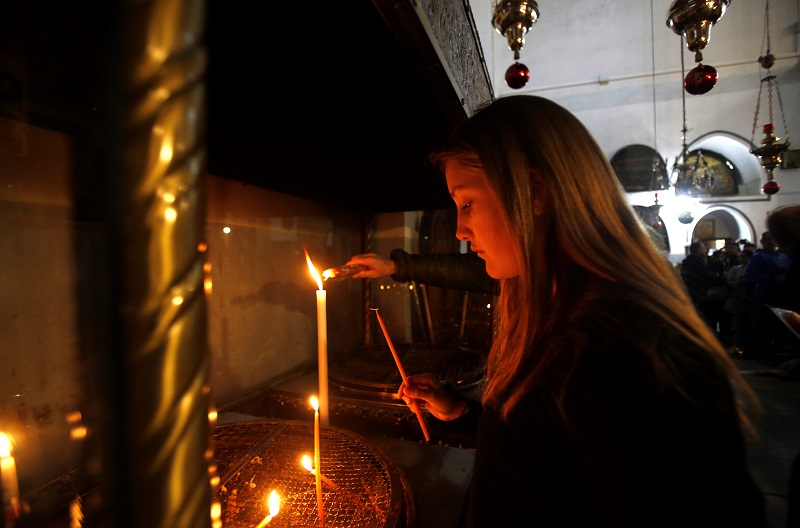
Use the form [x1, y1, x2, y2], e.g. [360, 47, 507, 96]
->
[310, 396, 324, 521]
[0, 432, 21, 527]
[372, 308, 431, 442]
[255, 490, 280, 528]
[301, 455, 339, 489]
[321, 265, 366, 282]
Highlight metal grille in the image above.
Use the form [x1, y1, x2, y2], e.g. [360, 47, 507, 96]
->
[214, 421, 407, 527]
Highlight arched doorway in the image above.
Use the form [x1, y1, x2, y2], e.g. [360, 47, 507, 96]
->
[688, 206, 756, 250]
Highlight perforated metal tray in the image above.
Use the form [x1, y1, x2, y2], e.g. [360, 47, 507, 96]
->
[213, 420, 412, 527]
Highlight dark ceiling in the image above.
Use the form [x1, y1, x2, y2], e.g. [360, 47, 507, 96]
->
[1, 0, 486, 214]
[205, 0, 471, 213]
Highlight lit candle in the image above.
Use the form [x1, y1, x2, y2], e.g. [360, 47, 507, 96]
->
[372, 309, 431, 442]
[0, 433, 20, 528]
[310, 397, 324, 521]
[301, 455, 339, 489]
[304, 248, 329, 425]
[255, 490, 280, 528]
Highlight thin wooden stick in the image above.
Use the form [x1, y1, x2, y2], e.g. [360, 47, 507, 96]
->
[371, 308, 431, 442]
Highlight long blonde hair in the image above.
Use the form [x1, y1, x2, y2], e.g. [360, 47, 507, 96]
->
[431, 95, 758, 434]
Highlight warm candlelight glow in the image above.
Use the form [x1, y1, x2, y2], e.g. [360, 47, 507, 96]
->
[301, 455, 339, 489]
[304, 247, 323, 290]
[254, 490, 280, 528]
[0, 434, 12, 458]
[268, 490, 280, 517]
[0, 431, 21, 525]
[301, 454, 314, 472]
[304, 247, 329, 425]
[310, 396, 318, 412]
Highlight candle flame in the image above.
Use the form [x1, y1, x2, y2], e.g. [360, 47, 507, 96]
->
[303, 246, 323, 290]
[268, 490, 280, 517]
[301, 454, 313, 472]
[310, 395, 319, 411]
[0, 432, 12, 457]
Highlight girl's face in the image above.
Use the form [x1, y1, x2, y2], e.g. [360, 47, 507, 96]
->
[446, 159, 520, 279]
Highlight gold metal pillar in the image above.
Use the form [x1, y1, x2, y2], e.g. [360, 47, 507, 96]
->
[89, 0, 214, 526]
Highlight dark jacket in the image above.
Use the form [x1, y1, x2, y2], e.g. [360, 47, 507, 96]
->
[681, 253, 726, 311]
[430, 307, 765, 527]
[389, 249, 499, 295]
[744, 248, 792, 306]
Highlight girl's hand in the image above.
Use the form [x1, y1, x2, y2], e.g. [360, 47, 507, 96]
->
[346, 253, 397, 279]
[397, 373, 468, 421]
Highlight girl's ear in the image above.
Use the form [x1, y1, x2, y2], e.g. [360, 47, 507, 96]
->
[533, 198, 544, 216]
[530, 169, 544, 216]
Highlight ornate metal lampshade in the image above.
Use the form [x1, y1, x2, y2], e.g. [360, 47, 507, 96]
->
[492, 1, 539, 89]
[666, 0, 730, 95]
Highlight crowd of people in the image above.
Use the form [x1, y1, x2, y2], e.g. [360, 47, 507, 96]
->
[677, 221, 798, 364]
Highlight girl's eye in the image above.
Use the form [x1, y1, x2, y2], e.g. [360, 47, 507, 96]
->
[461, 201, 472, 210]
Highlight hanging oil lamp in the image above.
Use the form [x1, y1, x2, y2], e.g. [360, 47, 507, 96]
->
[670, 41, 716, 198]
[749, 0, 790, 195]
[492, 1, 538, 90]
[666, 0, 730, 95]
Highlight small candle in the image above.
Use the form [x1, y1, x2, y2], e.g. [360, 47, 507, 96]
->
[0, 433, 20, 528]
[310, 397, 324, 521]
[304, 248, 329, 425]
[255, 490, 280, 528]
[301, 455, 339, 489]
[372, 309, 431, 442]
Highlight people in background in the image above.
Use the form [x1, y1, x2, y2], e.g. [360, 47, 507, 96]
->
[726, 247, 754, 357]
[395, 95, 765, 527]
[723, 240, 742, 271]
[766, 205, 800, 313]
[743, 230, 792, 360]
[680, 240, 727, 333]
[707, 249, 732, 343]
[763, 205, 800, 528]
[346, 250, 498, 295]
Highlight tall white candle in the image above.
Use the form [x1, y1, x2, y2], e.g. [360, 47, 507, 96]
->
[0, 433, 20, 528]
[310, 397, 324, 521]
[316, 289, 329, 425]
[304, 248, 329, 424]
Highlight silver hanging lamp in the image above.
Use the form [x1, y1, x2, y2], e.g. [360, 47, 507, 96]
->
[749, 0, 790, 195]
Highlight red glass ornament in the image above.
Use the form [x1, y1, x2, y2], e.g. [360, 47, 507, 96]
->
[684, 64, 718, 95]
[505, 62, 530, 89]
[763, 123, 774, 135]
[762, 180, 780, 195]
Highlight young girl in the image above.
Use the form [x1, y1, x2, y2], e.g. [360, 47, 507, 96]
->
[398, 95, 765, 527]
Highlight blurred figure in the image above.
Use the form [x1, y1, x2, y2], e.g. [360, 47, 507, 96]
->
[724, 240, 742, 271]
[681, 241, 727, 334]
[726, 247, 754, 357]
[707, 249, 732, 343]
[764, 205, 800, 528]
[743, 231, 792, 360]
[767, 206, 800, 313]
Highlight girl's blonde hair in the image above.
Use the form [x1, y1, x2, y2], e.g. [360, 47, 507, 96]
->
[431, 95, 758, 435]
